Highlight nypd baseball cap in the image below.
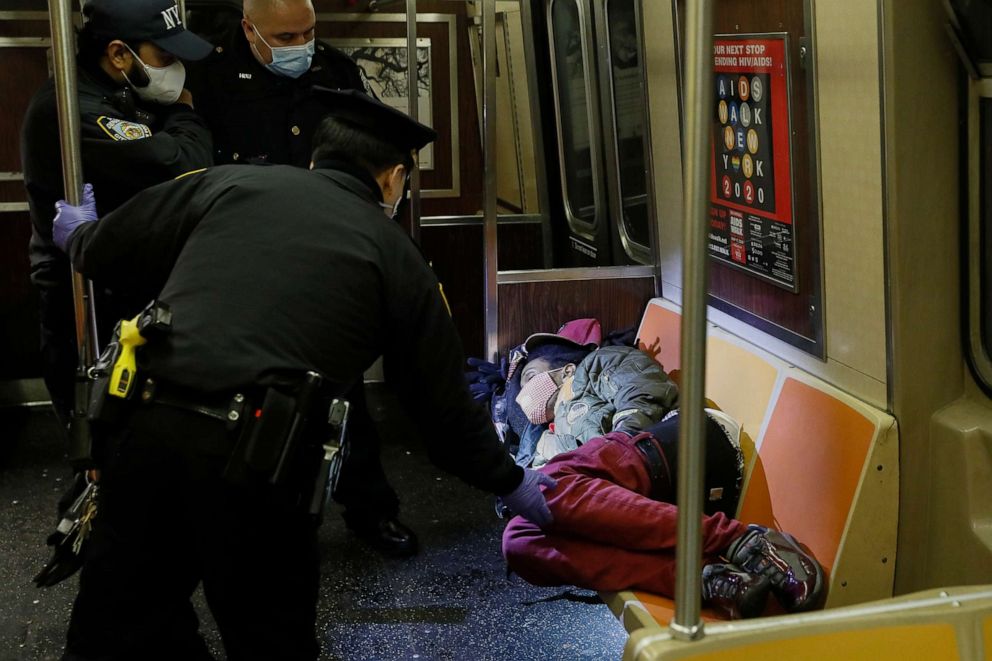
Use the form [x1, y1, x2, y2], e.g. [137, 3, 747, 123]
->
[83, 0, 214, 61]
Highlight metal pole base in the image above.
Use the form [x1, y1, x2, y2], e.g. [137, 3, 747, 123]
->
[669, 620, 705, 642]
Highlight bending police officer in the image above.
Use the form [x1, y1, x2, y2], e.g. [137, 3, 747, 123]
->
[185, 0, 419, 556]
[53, 90, 554, 661]
[21, 0, 214, 432]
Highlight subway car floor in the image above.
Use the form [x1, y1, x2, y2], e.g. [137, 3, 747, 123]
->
[0, 385, 626, 660]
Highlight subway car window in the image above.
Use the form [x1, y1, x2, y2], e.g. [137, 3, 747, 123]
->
[549, 0, 602, 237]
[515, 0, 657, 268]
[605, 0, 653, 262]
[980, 97, 992, 370]
[952, 0, 992, 389]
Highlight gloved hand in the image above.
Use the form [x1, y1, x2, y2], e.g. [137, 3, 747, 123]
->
[53, 183, 98, 252]
[465, 356, 507, 403]
[498, 467, 557, 528]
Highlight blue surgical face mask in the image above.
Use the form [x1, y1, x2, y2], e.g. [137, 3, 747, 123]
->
[251, 24, 314, 79]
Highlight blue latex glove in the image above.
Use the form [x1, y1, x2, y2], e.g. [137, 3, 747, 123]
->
[465, 356, 507, 402]
[53, 183, 97, 252]
[499, 467, 558, 528]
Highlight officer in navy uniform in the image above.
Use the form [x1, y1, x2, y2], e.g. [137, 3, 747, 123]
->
[53, 90, 555, 661]
[184, 0, 420, 557]
[185, 0, 370, 167]
[21, 0, 214, 431]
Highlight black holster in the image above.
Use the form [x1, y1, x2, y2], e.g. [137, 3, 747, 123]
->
[223, 372, 325, 492]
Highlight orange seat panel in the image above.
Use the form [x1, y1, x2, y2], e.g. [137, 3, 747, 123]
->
[637, 303, 681, 373]
[737, 377, 876, 575]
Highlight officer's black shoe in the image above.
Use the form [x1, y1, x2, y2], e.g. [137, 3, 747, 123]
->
[348, 517, 419, 558]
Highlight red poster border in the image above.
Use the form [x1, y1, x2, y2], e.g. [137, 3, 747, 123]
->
[710, 36, 793, 225]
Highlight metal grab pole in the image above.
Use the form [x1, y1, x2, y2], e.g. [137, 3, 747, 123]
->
[482, 0, 499, 361]
[48, 0, 99, 462]
[406, 0, 422, 244]
[670, 0, 714, 642]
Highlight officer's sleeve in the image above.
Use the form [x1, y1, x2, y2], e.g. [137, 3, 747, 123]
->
[81, 104, 213, 192]
[68, 171, 209, 294]
[21, 84, 68, 286]
[380, 233, 524, 496]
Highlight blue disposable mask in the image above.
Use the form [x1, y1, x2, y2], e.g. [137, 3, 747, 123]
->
[251, 24, 314, 79]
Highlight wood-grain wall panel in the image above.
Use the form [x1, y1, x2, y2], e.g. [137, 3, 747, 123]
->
[497, 277, 655, 352]
[1, 48, 50, 172]
[421, 222, 543, 358]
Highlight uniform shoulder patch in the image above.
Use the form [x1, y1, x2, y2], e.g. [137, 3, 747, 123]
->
[96, 116, 152, 142]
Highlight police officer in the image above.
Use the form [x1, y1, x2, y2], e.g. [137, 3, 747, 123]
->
[185, 0, 370, 166]
[52, 90, 555, 661]
[185, 0, 420, 556]
[21, 0, 214, 430]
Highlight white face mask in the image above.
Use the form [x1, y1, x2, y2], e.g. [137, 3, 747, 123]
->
[122, 46, 186, 105]
[379, 170, 409, 219]
[379, 196, 402, 219]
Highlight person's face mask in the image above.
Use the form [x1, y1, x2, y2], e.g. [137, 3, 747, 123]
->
[122, 46, 185, 105]
[379, 169, 409, 219]
[516, 367, 567, 425]
[251, 24, 315, 79]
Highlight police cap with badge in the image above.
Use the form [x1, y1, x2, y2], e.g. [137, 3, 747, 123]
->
[312, 87, 439, 153]
[83, 0, 213, 60]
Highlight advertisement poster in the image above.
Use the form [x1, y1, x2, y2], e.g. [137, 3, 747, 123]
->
[709, 34, 797, 291]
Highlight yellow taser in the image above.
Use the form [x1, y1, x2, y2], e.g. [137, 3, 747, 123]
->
[108, 316, 146, 399]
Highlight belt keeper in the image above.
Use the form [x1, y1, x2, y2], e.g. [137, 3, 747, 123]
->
[226, 393, 246, 431]
[140, 378, 156, 404]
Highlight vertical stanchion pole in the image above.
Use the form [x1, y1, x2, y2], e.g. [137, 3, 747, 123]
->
[406, 0, 422, 244]
[482, 0, 499, 361]
[671, 0, 714, 642]
[48, 0, 99, 463]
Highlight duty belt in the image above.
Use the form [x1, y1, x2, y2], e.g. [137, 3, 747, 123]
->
[139, 377, 249, 430]
[634, 436, 674, 502]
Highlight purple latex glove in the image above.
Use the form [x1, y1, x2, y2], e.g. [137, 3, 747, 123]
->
[500, 467, 558, 528]
[53, 183, 97, 252]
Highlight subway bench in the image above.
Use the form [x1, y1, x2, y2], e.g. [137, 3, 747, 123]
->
[624, 585, 992, 661]
[599, 298, 900, 633]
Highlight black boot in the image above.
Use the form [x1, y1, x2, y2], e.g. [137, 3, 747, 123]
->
[346, 516, 419, 558]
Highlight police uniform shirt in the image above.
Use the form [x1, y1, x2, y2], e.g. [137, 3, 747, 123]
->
[21, 59, 214, 290]
[67, 163, 524, 496]
[185, 21, 370, 168]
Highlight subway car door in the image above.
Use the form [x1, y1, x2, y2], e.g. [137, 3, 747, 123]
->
[533, 0, 656, 267]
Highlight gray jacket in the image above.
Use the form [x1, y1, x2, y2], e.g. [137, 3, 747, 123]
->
[552, 345, 679, 448]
